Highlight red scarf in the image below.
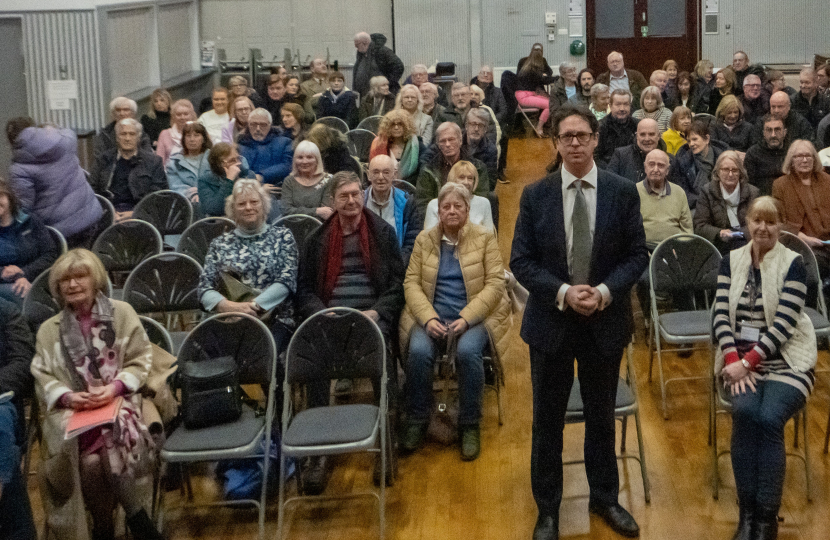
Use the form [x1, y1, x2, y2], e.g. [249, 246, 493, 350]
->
[322, 208, 375, 304]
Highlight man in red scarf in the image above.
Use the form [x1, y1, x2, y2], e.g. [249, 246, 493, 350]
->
[296, 170, 405, 494]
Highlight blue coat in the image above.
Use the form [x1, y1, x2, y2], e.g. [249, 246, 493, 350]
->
[510, 169, 648, 353]
[364, 187, 422, 265]
[9, 127, 103, 238]
[237, 130, 293, 185]
[196, 155, 254, 217]
[166, 152, 211, 198]
[0, 213, 59, 281]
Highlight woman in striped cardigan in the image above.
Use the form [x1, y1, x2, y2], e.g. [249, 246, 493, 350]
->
[712, 196, 816, 540]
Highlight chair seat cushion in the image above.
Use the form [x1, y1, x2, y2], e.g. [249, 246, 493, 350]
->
[658, 310, 710, 337]
[283, 404, 378, 447]
[566, 378, 634, 416]
[805, 306, 830, 331]
[163, 405, 264, 453]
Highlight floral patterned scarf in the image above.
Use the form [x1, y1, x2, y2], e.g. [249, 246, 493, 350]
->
[59, 293, 153, 477]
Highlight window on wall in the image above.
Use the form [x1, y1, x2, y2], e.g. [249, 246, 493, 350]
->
[158, 3, 195, 81]
[106, 7, 155, 96]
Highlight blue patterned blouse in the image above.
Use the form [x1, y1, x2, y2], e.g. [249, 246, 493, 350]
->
[199, 224, 299, 327]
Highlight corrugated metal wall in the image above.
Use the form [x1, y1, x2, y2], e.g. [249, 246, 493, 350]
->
[22, 11, 104, 130]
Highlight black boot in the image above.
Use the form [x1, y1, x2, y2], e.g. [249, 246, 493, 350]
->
[752, 505, 779, 540]
[731, 501, 754, 540]
[126, 509, 165, 540]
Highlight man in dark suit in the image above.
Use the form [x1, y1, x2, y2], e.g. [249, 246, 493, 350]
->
[511, 106, 648, 540]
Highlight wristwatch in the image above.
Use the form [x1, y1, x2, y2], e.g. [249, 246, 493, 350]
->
[740, 358, 752, 370]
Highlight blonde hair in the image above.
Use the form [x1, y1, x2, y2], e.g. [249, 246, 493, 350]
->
[49, 249, 109, 306]
[291, 140, 325, 177]
[669, 106, 692, 132]
[782, 140, 822, 175]
[746, 196, 783, 225]
[378, 109, 416, 140]
[447, 160, 479, 191]
[639, 86, 664, 109]
[716, 94, 743, 120]
[394, 84, 423, 112]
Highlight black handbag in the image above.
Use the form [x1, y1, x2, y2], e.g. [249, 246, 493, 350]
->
[180, 355, 243, 429]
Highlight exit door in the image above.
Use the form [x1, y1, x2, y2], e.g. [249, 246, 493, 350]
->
[587, 0, 699, 77]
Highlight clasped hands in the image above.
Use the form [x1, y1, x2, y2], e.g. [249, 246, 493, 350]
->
[721, 360, 758, 396]
[426, 317, 469, 340]
[565, 284, 603, 317]
[64, 383, 119, 410]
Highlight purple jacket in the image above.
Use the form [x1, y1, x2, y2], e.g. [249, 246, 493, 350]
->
[9, 127, 103, 237]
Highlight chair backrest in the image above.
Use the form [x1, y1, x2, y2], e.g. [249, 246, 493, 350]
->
[778, 230, 829, 314]
[123, 252, 203, 315]
[356, 116, 383, 135]
[176, 217, 236, 265]
[132, 190, 193, 236]
[393, 179, 416, 195]
[22, 269, 113, 331]
[274, 214, 322, 247]
[314, 116, 349, 134]
[285, 307, 386, 386]
[649, 233, 722, 297]
[45, 226, 68, 254]
[95, 194, 115, 231]
[347, 129, 376, 163]
[138, 314, 174, 354]
[92, 219, 163, 273]
[178, 312, 277, 386]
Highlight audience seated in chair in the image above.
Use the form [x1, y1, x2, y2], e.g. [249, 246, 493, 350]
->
[420, 82, 448, 133]
[661, 106, 693, 156]
[738, 74, 770, 125]
[369, 109, 423, 184]
[252, 74, 288, 125]
[166, 121, 213, 207]
[595, 89, 638, 166]
[400, 182, 509, 462]
[589, 84, 611, 121]
[300, 57, 330, 113]
[197, 87, 231, 145]
[395, 83, 434, 145]
[0, 297, 36, 540]
[359, 76, 396, 121]
[568, 69, 594, 107]
[156, 99, 197, 166]
[470, 65, 508, 126]
[790, 67, 830, 130]
[632, 86, 672, 134]
[221, 96, 254, 144]
[0, 182, 59, 307]
[608, 119, 673, 184]
[304, 123, 362, 177]
[278, 103, 308, 149]
[674, 118, 729, 210]
[549, 62, 578, 111]
[312, 71, 359, 129]
[711, 95, 754, 152]
[409, 63, 448, 106]
[597, 51, 648, 109]
[442, 83, 477, 130]
[237, 108, 293, 194]
[694, 150, 759, 254]
[280, 141, 333, 219]
[364, 155, 421, 265]
[89, 118, 168, 222]
[93, 97, 153, 163]
[424, 160, 494, 234]
[7, 118, 103, 248]
[31, 249, 164, 540]
[139, 88, 172, 148]
[296, 171, 405, 495]
[744, 115, 789, 195]
[197, 142, 254, 217]
[750, 91, 815, 147]
[515, 45, 556, 136]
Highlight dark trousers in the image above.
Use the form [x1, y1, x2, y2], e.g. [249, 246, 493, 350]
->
[731, 379, 806, 509]
[530, 326, 623, 516]
[0, 402, 36, 540]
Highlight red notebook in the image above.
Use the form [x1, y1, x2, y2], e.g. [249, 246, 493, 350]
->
[64, 397, 123, 439]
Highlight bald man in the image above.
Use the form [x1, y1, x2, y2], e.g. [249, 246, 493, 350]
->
[608, 119, 681, 186]
[352, 32, 404, 97]
[597, 51, 649, 109]
[751, 91, 815, 146]
[790, 68, 830, 129]
[364, 154, 421, 265]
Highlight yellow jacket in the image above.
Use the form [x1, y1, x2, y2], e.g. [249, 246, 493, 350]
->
[399, 222, 512, 364]
[662, 128, 687, 156]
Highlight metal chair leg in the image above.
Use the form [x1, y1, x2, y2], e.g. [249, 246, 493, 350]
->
[802, 407, 812, 502]
[655, 327, 669, 419]
[633, 409, 651, 503]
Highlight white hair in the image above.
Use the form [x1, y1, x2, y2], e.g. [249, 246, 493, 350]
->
[248, 108, 273, 124]
[109, 97, 137, 116]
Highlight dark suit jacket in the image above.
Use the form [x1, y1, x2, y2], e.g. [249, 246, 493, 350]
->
[510, 168, 648, 353]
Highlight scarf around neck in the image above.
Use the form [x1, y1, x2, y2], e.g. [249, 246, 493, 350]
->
[60, 292, 118, 391]
[322, 209, 375, 304]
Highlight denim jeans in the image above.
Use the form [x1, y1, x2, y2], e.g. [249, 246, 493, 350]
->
[406, 323, 488, 426]
[0, 401, 36, 540]
[730, 379, 806, 509]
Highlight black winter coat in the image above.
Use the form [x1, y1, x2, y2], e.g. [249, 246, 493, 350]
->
[744, 141, 787, 196]
[674, 138, 730, 209]
[693, 179, 759, 254]
[0, 214, 58, 282]
[89, 148, 169, 205]
[0, 297, 35, 428]
[595, 115, 639, 167]
[711, 120, 754, 152]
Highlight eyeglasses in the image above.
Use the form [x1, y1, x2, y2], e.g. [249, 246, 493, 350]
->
[557, 132, 594, 145]
[720, 167, 741, 176]
[744, 83, 761, 88]
[390, 121, 405, 128]
[793, 154, 813, 161]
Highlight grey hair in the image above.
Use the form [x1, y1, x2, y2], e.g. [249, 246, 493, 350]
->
[590, 83, 609, 98]
[248, 107, 272, 124]
[451, 82, 470, 92]
[466, 107, 490, 126]
[420, 82, 439, 96]
[800, 67, 817, 79]
[435, 121, 462, 141]
[354, 32, 371, 43]
[225, 178, 271, 223]
[370, 76, 389, 93]
[411, 63, 428, 74]
[610, 88, 633, 104]
[109, 97, 137, 116]
[437, 182, 472, 210]
[115, 117, 143, 135]
[639, 86, 664, 108]
[559, 61, 576, 75]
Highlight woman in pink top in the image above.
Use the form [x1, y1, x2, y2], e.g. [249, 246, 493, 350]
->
[155, 99, 196, 166]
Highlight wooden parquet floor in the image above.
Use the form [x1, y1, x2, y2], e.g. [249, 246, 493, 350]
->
[28, 135, 830, 540]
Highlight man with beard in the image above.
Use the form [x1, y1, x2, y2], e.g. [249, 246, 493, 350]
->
[595, 89, 639, 166]
[745, 115, 789, 195]
[568, 69, 595, 107]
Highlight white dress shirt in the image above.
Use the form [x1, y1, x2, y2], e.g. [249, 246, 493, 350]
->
[556, 162, 611, 311]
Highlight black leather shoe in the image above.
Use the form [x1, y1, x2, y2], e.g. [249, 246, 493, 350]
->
[752, 505, 779, 540]
[532, 514, 558, 540]
[589, 502, 640, 537]
[301, 456, 329, 495]
[732, 502, 755, 540]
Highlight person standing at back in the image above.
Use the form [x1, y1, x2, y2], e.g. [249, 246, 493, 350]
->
[511, 105, 647, 540]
